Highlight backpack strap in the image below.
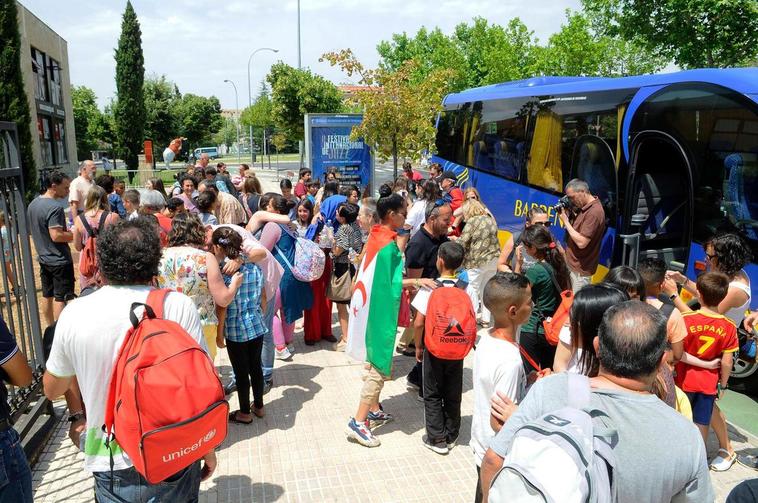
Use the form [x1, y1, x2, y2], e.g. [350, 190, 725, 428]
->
[79, 211, 110, 238]
[658, 301, 676, 320]
[146, 288, 170, 319]
[538, 261, 563, 296]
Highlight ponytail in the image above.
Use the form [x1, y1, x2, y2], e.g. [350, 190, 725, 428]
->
[521, 225, 571, 291]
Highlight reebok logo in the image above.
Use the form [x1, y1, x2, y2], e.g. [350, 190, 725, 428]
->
[162, 428, 217, 463]
[544, 415, 570, 427]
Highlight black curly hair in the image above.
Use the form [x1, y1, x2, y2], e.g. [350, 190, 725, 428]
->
[97, 218, 161, 285]
[706, 232, 753, 279]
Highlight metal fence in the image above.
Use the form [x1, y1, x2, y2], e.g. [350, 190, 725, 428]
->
[0, 122, 54, 459]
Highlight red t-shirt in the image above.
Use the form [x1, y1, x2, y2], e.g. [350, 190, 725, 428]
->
[447, 187, 464, 212]
[294, 181, 307, 198]
[675, 311, 738, 394]
[155, 213, 172, 248]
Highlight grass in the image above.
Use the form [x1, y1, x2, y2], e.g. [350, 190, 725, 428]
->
[109, 168, 182, 186]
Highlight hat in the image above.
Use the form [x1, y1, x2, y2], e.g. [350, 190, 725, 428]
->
[440, 170, 457, 182]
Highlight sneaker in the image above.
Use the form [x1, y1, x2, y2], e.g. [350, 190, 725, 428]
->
[422, 434, 449, 455]
[446, 435, 458, 450]
[286, 343, 295, 354]
[406, 376, 420, 390]
[275, 346, 292, 360]
[367, 408, 394, 427]
[263, 380, 273, 395]
[710, 448, 737, 472]
[346, 418, 380, 447]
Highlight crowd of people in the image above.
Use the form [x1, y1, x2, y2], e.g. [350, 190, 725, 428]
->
[0, 154, 754, 502]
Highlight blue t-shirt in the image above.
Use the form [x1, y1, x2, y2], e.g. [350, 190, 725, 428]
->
[320, 195, 347, 231]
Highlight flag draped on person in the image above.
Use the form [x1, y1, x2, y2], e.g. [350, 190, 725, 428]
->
[346, 224, 403, 376]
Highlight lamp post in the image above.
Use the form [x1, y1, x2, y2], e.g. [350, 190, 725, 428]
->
[297, 0, 301, 69]
[247, 47, 279, 166]
[223, 79, 241, 163]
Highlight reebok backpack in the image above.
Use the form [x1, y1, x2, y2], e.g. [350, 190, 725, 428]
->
[78, 211, 109, 278]
[104, 289, 228, 484]
[424, 280, 477, 360]
[488, 374, 618, 503]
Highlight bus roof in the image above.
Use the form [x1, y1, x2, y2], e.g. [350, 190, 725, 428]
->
[443, 68, 758, 106]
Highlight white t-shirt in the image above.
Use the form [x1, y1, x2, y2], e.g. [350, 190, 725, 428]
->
[470, 331, 527, 466]
[46, 285, 206, 473]
[558, 324, 584, 374]
[411, 277, 460, 315]
[406, 199, 427, 237]
[68, 175, 94, 206]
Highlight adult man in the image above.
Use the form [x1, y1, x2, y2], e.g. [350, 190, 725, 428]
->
[207, 165, 237, 196]
[198, 180, 247, 226]
[439, 171, 464, 212]
[69, 160, 96, 217]
[195, 152, 210, 170]
[43, 218, 216, 502]
[559, 178, 606, 292]
[480, 301, 713, 502]
[28, 171, 75, 326]
[401, 201, 453, 387]
[429, 162, 443, 182]
[95, 174, 126, 219]
[141, 190, 171, 243]
[294, 168, 312, 198]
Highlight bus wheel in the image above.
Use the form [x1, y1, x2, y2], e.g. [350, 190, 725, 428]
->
[730, 357, 758, 396]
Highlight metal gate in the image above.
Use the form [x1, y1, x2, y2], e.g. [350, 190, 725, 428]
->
[0, 121, 54, 458]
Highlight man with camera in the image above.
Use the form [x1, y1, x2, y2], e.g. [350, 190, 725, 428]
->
[558, 179, 606, 292]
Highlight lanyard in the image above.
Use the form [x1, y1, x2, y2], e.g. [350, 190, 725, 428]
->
[491, 328, 542, 372]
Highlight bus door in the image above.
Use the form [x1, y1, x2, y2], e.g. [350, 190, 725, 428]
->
[623, 130, 694, 267]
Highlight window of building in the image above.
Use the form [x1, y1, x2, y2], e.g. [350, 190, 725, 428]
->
[38, 117, 53, 166]
[31, 48, 48, 102]
[49, 57, 62, 107]
[54, 120, 67, 164]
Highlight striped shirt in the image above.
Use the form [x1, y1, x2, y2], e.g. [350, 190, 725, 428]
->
[223, 262, 267, 342]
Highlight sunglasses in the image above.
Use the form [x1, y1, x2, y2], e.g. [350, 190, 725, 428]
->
[532, 221, 549, 227]
[425, 198, 447, 219]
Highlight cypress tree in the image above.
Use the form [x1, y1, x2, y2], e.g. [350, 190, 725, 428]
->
[0, 0, 37, 199]
[113, 1, 145, 180]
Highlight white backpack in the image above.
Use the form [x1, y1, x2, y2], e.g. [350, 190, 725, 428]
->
[488, 374, 618, 503]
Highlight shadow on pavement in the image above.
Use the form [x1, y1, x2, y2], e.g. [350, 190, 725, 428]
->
[203, 475, 284, 502]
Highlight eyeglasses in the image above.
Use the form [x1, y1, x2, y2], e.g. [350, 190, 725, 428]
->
[532, 221, 549, 227]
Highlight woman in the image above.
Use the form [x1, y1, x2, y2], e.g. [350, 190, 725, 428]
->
[177, 174, 199, 214]
[157, 213, 242, 361]
[331, 203, 363, 351]
[553, 285, 629, 374]
[341, 184, 360, 205]
[147, 177, 169, 203]
[259, 193, 314, 353]
[239, 176, 262, 219]
[519, 224, 572, 371]
[73, 186, 120, 293]
[406, 180, 442, 237]
[196, 190, 219, 227]
[458, 199, 500, 328]
[498, 207, 550, 273]
[211, 227, 267, 424]
[603, 266, 645, 300]
[668, 232, 752, 471]
[293, 199, 314, 238]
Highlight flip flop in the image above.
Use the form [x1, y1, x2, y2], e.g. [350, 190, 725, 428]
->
[737, 453, 758, 470]
[228, 411, 253, 424]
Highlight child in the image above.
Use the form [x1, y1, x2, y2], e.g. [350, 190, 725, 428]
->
[211, 227, 268, 424]
[305, 180, 320, 205]
[122, 189, 140, 220]
[676, 272, 738, 463]
[412, 241, 477, 455]
[470, 273, 532, 502]
[293, 199, 314, 238]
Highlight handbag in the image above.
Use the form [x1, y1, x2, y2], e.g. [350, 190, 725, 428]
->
[397, 289, 411, 328]
[327, 266, 352, 302]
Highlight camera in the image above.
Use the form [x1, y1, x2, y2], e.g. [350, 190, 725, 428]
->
[551, 195, 571, 213]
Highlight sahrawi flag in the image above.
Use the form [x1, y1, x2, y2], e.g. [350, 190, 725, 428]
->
[346, 225, 403, 376]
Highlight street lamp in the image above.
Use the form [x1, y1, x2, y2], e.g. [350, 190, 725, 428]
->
[247, 47, 279, 166]
[223, 79, 241, 163]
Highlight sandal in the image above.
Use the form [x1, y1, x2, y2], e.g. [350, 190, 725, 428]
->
[228, 411, 253, 424]
[710, 448, 736, 471]
[252, 406, 265, 418]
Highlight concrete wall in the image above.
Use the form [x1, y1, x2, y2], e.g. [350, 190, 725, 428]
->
[16, 1, 78, 179]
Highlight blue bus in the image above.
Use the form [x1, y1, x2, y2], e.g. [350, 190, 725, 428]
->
[433, 68, 758, 392]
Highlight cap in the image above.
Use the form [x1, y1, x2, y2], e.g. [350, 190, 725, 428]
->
[440, 170, 457, 182]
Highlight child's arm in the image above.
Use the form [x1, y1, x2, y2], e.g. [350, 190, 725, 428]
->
[679, 351, 721, 369]
[490, 391, 517, 433]
[719, 352, 734, 398]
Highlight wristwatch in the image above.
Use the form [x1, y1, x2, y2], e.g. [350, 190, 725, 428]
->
[68, 411, 86, 423]
[669, 293, 678, 301]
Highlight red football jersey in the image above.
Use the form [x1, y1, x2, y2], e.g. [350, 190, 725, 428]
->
[675, 311, 738, 394]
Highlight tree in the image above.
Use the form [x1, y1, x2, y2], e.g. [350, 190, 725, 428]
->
[267, 63, 344, 140]
[71, 85, 105, 161]
[143, 75, 180, 153]
[240, 92, 274, 130]
[0, 0, 37, 198]
[113, 0, 145, 177]
[582, 0, 758, 68]
[322, 49, 455, 178]
[174, 94, 222, 147]
[213, 117, 238, 148]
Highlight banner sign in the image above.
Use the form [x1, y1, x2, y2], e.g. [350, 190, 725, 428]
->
[306, 114, 373, 189]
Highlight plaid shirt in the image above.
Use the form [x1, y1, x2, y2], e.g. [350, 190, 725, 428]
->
[223, 262, 267, 342]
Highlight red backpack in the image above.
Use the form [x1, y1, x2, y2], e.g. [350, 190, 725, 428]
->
[537, 263, 574, 346]
[424, 280, 477, 360]
[104, 289, 228, 483]
[78, 211, 109, 278]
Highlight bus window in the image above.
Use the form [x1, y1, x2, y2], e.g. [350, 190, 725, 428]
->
[631, 83, 758, 256]
[527, 109, 563, 191]
[570, 135, 617, 221]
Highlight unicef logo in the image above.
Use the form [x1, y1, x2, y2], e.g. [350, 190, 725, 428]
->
[203, 429, 216, 443]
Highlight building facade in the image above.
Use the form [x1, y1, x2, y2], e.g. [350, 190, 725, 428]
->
[16, 2, 77, 177]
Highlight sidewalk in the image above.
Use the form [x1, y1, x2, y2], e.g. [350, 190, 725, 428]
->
[31, 322, 757, 502]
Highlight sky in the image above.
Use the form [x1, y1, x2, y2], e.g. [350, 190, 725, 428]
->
[21, 0, 582, 109]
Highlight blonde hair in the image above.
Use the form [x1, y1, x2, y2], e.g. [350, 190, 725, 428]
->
[462, 199, 488, 220]
[463, 187, 481, 201]
[84, 185, 108, 212]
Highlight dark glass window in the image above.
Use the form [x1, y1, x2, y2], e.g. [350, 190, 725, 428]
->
[49, 57, 62, 107]
[631, 83, 758, 255]
[31, 48, 48, 102]
[38, 117, 53, 166]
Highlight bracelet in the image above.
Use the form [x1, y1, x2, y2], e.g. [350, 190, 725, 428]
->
[68, 411, 86, 423]
[414, 279, 420, 288]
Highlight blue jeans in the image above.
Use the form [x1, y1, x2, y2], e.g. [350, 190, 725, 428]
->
[0, 427, 32, 503]
[93, 461, 201, 503]
[261, 292, 276, 383]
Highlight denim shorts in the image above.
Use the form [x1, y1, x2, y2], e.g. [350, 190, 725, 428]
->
[0, 427, 33, 503]
[93, 461, 201, 503]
